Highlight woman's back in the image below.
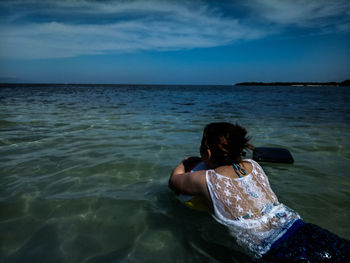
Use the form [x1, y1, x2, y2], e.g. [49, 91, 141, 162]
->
[206, 159, 300, 257]
[170, 122, 350, 261]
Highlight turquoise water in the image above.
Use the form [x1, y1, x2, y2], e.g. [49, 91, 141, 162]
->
[1, 84, 349, 262]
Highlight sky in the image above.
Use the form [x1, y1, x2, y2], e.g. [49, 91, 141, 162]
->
[0, 0, 350, 84]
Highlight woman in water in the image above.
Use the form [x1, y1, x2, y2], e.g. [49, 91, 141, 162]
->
[169, 122, 349, 262]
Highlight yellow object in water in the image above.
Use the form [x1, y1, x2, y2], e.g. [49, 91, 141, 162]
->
[183, 195, 208, 212]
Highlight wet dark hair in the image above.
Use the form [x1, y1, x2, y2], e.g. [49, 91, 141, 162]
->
[200, 122, 254, 167]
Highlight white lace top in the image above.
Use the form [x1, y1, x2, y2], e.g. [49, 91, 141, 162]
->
[206, 159, 300, 258]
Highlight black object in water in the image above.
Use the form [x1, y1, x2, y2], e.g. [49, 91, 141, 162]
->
[253, 147, 294, 163]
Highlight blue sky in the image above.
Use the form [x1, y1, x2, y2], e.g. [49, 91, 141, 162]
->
[0, 0, 350, 84]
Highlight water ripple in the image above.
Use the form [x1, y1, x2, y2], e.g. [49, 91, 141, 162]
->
[1, 84, 350, 263]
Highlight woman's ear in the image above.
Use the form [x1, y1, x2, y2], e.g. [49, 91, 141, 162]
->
[206, 149, 211, 160]
[203, 149, 215, 168]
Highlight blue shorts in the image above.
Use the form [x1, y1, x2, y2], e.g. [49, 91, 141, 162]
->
[262, 221, 350, 262]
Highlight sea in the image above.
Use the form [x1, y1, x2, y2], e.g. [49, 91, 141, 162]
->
[1, 84, 349, 263]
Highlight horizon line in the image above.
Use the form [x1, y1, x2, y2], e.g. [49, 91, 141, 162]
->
[1, 80, 349, 87]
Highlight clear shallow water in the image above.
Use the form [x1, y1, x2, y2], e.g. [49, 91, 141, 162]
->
[0, 84, 350, 263]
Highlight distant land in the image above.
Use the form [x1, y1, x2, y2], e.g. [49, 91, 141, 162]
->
[235, 79, 350, 86]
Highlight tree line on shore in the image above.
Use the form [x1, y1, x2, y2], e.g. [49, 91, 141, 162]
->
[235, 79, 350, 86]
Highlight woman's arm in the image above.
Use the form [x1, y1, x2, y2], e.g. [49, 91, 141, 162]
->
[168, 159, 208, 196]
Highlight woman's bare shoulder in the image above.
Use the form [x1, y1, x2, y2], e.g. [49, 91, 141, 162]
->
[242, 160, 253, 175]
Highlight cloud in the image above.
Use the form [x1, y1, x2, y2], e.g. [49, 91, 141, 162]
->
[0, 0, 349, 59]
[0, 0, 266, 59]
[244, 0, 350, 28]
